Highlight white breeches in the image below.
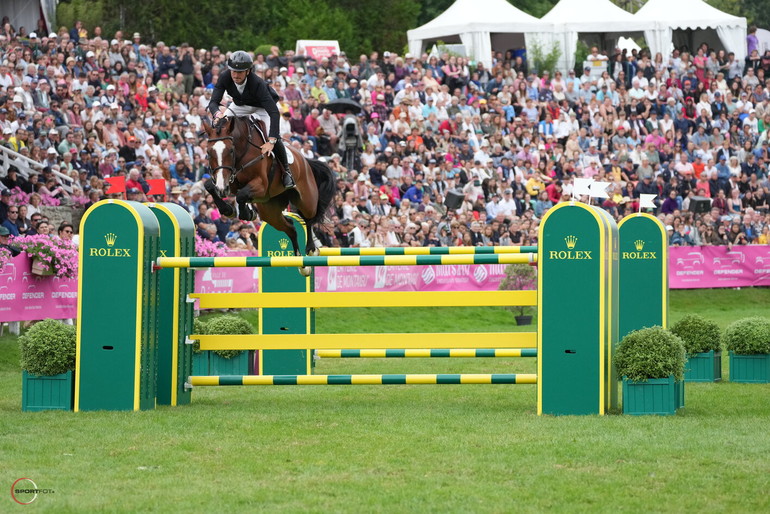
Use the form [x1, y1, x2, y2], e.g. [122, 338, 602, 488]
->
[225, 103, 270, 135]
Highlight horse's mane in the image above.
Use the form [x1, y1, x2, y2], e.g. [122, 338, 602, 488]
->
[215, 116, 266, 145]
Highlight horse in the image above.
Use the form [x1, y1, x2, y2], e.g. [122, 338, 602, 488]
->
[201, 116, 336, 268]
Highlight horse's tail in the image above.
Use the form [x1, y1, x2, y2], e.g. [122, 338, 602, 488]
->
[307, 158, 337, 225]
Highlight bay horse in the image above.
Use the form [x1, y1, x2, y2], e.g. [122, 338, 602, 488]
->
[202, 116, 336, 264]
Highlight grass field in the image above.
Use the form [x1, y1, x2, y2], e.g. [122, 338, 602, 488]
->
[1, 288, 770, 512]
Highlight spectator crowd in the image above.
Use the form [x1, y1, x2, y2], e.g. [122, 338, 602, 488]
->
[0, 16, 769, 250]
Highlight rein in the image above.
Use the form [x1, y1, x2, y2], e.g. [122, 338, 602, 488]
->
[209, 120, 271, 191]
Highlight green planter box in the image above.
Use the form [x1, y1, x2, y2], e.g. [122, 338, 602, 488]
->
[622, 376, 684, 416]
[192, 352, 211, 376]
[210, 351, 252, 375]
[729, 352, 770, 383]
[22, 370, 74, 412]
[685, 351, 722, 383]
[673, 377, 685, 410]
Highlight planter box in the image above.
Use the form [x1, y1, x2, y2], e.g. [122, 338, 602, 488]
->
[729, 352, 770, 383]
[514, 315, 533, 326]
[192, 352, 210, 376]
[673, 378, 685, 410]
[30, 258, 54, 276]
[685, 351, 722, 383]
[622, 376, 684, 416]
[209, 351, 252, 375]
[22, 370, 74, 412]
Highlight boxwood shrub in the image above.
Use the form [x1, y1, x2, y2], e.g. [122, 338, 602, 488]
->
[614, 326, 686, 382]
[670, 314, 722, 354]
[722, 317, 770, 355]
[19, 319, 76, 376]
[205, 315, 253, 359]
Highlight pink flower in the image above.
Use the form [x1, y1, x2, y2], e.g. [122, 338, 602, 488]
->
[195, 234, 228, 257]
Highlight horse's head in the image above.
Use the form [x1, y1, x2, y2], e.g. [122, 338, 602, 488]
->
[203, 116, 239, 198]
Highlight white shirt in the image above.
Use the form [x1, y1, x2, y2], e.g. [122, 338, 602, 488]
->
[497, 198, 517, 217]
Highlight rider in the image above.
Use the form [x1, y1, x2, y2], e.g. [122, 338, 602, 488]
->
[207, 50, 295, 189]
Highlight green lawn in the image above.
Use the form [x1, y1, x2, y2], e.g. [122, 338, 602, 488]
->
[1, 288, 770, 512]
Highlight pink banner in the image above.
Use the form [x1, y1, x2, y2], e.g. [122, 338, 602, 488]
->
[314, 264, 509, 292]
[669, 245, 770, 289]
[194, 266, 260, 294]
[3, 246, 768, 322]
[304, 45, 339, 60]
[0, 254, 78, 322]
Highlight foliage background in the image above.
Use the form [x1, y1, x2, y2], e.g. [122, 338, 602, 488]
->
[55, 0, 766, 57]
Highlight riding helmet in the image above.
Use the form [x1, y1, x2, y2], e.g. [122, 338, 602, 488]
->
[227, 50, 253, 72]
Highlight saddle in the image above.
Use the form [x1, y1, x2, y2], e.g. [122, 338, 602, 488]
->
[244, 117, 285, 181]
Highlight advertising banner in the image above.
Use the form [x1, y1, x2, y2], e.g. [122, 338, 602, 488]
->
[669, 245, 770, 289]
[0, 254, 77, 322]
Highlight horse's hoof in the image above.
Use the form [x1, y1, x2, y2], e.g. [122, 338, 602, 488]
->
[309, 248, 320, 257]
[299, 266, 311, 277]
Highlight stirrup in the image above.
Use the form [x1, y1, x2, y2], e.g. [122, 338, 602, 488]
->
[282, 170, 296, 189]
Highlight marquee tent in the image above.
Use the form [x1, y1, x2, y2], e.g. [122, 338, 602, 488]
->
[406, 0, 551, 69]
[635, 0, 747, 61]
[541, 0, 648, 73]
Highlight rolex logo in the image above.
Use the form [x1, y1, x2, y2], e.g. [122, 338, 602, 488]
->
[564, 235, 578, 250]
[634, 239, 645, 251]
[105, 233, 117, 247]
[278, 238, 289, 250]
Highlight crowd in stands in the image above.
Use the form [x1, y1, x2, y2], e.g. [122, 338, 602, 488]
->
[1, 16, 770, 250]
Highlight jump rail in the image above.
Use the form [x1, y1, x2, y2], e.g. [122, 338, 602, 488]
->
[157, 253, 537, 269]
[187, 373, 539, 386]
[314, 349, 538, 358]
[190, 290, 537, 309]
[317, 246, 538, 256]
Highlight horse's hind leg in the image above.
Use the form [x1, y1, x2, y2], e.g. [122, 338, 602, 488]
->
[301, 217, 319, 256]
[256, 202, 298, 249]
[257, 199, 314, 277]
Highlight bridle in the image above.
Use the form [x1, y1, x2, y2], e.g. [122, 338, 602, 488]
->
[208, 120, 271, 191]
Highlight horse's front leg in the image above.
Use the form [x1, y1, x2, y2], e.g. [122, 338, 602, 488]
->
[204, 179, 235, 218]
[235, 185, 259, 221]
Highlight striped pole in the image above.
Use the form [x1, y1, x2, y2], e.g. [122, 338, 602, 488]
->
[315, 349, 538, 358]
[188, 373, 538, 386]
[318, 246, 537, 256]
[158, 253, 537, 269]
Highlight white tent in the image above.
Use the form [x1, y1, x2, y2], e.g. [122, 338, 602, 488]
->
[757, 28, 770, 55]
[406, 0, 550, 69]
[635, 0, 747, 61]
[541, 0, 649, 73]
[4, 0, 55, 37]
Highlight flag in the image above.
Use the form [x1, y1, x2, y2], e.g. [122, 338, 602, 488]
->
[104, 176, 125, 194]
[588, 181, 611, 199]
[573, 178, 593, 197]
[639, 194, 657, 209]
[147, 179, 167, 197]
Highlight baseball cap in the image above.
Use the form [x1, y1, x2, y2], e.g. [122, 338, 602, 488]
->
[29, 32, 37, 39]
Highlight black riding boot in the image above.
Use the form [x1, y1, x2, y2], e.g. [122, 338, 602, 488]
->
[274, 140, 295, 189]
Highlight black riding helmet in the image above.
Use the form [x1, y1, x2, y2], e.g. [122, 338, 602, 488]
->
[227, 50, 253, 72]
